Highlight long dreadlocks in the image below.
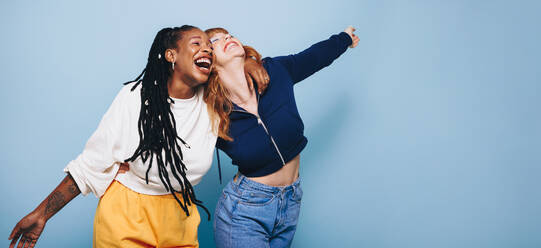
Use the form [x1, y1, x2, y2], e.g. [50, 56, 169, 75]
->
[123, 25, 210, 220]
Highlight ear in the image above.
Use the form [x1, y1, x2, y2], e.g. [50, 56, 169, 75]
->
[165, 48, 177, 63]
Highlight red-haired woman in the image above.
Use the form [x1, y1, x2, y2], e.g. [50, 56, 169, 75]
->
[204, 26, 359, 247]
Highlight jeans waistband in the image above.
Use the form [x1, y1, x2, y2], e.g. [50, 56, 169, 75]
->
[233, 173, 301, 194]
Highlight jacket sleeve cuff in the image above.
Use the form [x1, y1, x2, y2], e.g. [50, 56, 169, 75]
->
[337, 32, 353, 47]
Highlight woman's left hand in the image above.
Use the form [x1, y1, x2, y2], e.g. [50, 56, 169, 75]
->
[244, 59, 270, 94]
[344, 26, 360, 48]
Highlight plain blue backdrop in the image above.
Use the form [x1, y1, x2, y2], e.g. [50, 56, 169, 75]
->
[1, 0, 540, 247]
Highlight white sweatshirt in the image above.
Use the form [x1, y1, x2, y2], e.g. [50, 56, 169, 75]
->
[64, 84, 217, 197]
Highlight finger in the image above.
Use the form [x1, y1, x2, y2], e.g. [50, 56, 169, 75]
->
[259, 69, 268, 84]
[25, 238, 35, 248]
[262, 67, 270, 83]
[257, 70, 267, 94]
[350, 37, 359, 48]
[9, 237, 18, 248]
[29, 240, 37, 248]
[9, 230, 21, 248]
[262, 69, 270, 83]
[25, 237, 36, 248]
[257, 70, 267, 90]
[9, 224, 21, 240]
[245, 65, 255, 81]
[17, 238, 25, 248]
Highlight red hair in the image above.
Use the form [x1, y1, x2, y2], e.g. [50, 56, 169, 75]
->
[204, 27, 262, 141]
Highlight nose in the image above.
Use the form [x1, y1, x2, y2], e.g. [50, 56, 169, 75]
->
[202, 42, 212, 55]
[225, 34, 232, 40]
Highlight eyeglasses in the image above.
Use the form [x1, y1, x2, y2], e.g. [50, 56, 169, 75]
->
[210, 34, 233, 44]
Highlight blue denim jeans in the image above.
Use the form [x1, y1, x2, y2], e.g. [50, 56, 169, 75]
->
[214, 173, 303, 248]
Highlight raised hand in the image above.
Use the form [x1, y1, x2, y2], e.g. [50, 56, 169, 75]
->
[344, 26, 360, 48]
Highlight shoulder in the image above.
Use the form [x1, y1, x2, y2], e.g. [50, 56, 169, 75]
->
[112, 83, 142, 106]
[119, 83, 142, 100]
[262, 56, 279, 67]
[262, 56, 294, 83]
[262, 56, 289, 76]
[102, 83, 142, 117]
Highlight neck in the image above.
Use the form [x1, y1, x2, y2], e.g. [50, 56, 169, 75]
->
[216, 58, 253, 104]
[167, 74, 196, 99]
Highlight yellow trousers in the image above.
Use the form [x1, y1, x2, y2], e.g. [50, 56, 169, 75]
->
[93, 180, 200, 248]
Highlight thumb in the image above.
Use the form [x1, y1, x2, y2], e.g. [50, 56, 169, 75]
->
[8, 224, 20, 240]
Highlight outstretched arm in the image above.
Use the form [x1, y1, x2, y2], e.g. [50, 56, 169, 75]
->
[273, 26, 359, 84]
[9, 173, 81, 248]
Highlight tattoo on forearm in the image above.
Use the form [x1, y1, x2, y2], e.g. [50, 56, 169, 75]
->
[64, 174, 80, 195]
[67, 180, 78, 194]
[44, 191, 66, 216]
[61, 176, 70, 184]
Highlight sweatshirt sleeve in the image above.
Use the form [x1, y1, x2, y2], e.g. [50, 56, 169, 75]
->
[271, 32, 353, 84]
[63, 87, 131, 197]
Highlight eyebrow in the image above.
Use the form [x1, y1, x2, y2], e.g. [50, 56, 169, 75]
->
[189, 36, 202, 40]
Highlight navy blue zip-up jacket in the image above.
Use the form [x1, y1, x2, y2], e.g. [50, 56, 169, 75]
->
[216, 32, 353, 177]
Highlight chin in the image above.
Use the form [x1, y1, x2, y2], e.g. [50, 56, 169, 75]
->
[188, 65, 210, 85]
[193, 74, 210, 85]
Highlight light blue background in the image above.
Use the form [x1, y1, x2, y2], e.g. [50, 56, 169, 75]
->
[1, 0, 540, 247]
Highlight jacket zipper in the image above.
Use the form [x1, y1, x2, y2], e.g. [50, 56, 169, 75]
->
[231, 108, 286, 166]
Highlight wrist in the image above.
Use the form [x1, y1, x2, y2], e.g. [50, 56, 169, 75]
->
[30, 208, 48, 222]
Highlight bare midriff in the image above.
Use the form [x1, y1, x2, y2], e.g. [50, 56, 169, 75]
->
[246, 154, 300, 187]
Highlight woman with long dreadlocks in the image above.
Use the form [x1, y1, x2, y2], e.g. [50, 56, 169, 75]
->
[8, 25, 269, 248]
[204, 26, 359, 247]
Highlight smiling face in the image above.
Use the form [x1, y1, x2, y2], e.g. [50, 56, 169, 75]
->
[208, 31, 245, 67]
[167, 28, 213, 87]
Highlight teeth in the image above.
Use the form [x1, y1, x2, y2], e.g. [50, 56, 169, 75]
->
[226, 42, 237, 50]
[196, 58, 211, 64]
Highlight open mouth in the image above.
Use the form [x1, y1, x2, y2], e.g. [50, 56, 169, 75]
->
[194, 56, 212, 74]
[224, 41, 238, 52]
